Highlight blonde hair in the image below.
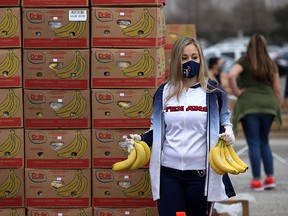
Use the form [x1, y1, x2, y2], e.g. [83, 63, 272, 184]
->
[247, 33, 277, 82]
[165, 36, 211, 103]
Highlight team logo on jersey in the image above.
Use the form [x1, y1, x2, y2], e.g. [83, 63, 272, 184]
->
[165, 105, 207, 112]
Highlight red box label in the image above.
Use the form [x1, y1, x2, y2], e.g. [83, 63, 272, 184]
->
[26, 198, 89, 207]
[24, 38, 88, 48]
[27, 159, 89, 168]
[0, 118, 22, 127]
[25, 118, 89, 129]
[23, 0, 87, 6]
[0, 158, 23, 168]
[25, 79, 88, 89]
[93, 198, 156, 207]
[93, 118, 150, 128]
[0, 77, 21, 87]
[0, 197, 23, 207]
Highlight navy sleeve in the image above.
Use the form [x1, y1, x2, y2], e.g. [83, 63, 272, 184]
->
[140, 130, 153, 147]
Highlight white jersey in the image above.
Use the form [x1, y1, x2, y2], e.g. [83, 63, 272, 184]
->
[161, 83, 207, 170]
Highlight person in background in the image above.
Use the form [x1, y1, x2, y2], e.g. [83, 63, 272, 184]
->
[128, 36, 236, 216]
[228, 33, 283, 191]
[208, 57, 224, 85]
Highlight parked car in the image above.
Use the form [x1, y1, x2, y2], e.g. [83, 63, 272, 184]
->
[274, 47, 288, 77]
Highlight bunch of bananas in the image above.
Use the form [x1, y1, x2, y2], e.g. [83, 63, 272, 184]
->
[54, 91, 86, 118]
[56, 170, 87, 197]
[0, 170, 20, 198]
[209, 138, 249, 175]
[0, 9, 18, 38]
[120, 90, 153, 118]
[122, 50, 154, 78]
[0, 89, 20, 117]
[0, 130, 21, 158]
[78, 209, 87, 216]
[0, 50, 19, 78]
[10, 209, 19, 216]
[112, 140, 150, 171]
[122, 9, 154, 38]
[122, 170, 152, 198]
[53, 51, 86, 79]
[53, 21, 86, 38]
[56, 130, 88, 159]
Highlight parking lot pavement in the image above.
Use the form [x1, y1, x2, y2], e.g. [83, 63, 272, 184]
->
[229, 137, 288, 216]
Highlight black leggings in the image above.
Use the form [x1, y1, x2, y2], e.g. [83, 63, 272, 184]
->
[157, 166, 208, 216]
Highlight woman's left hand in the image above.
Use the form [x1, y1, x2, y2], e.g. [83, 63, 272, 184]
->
[219, 130, 235, 145]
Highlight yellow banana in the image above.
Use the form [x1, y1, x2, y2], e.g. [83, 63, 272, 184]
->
[129, 142, 147, 170]
[122, 50, 155, 78]
[140, 9, 155, 38]
[122, 10, 146, 34]
[136, 140, 150, 166]
[10, 209, 20, 216]
[123, 9, 154, 38]
[78, 209, 87, 216]
[0, 130, 21, 158]
[55, 91, 86, 118]
[123, 170, 152, 198]
[123, 90, 153, 118]
[112, 147, 137, 171]
[211, 140, 239, 175]
[223, 143, 247, 173]
[56, 130, 88, 159]
[53, 21, 86, 38]
[226, 145, 249, 171]
[208, 146, 225, 175]
[54, 51, 86, 79]
[0, 50, 19, 77]
[56, 170, 87, 197]
[0, 9, 18, 38]
[0, 89, 20, 117]
[122, 50, 148, 75]
[219, 141, 239, 174]
[0, 170, 20, 198]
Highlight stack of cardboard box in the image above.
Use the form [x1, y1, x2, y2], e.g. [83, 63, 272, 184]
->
[21, 0, 92, 215]
[90, 0, 165, 215]
[0, 1, 25, 215]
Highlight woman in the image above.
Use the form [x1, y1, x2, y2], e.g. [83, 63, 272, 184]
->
[208, 57, 224, 85]
[129, 36, 236, 215]
[228, 34, 282, 191]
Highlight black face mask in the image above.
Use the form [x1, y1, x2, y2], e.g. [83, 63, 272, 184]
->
[182, 60, 200, 78]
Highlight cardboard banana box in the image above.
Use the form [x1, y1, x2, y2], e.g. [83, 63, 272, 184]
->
[0, 49, 22, 88]
[0, 7, 21, 48]
[25, 169, 91, 207]
[91, 47, 165, 88]
[91, 0, 165, 6]
[0, 169, 24, 207]
[0, 0, 20, 6]
[92, 128, 147, 168]
[23, 8, 89, 48]
[92, 88, 156, 128]
[25, 129, 91, 169]
[93, 169, 156, 207]
[28, 207, 92, 216]
[0, 208, 25, 216]
[0, 129, 24, 169]
[164, 24, 197, 50]
[22, 0, 89, 7]
[91, 7, 165, 48]
[0, 88, 23, 128]
[23, 49, 90, 89]
[94, 207, 158, 216]
[24, 89, 90, 129]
